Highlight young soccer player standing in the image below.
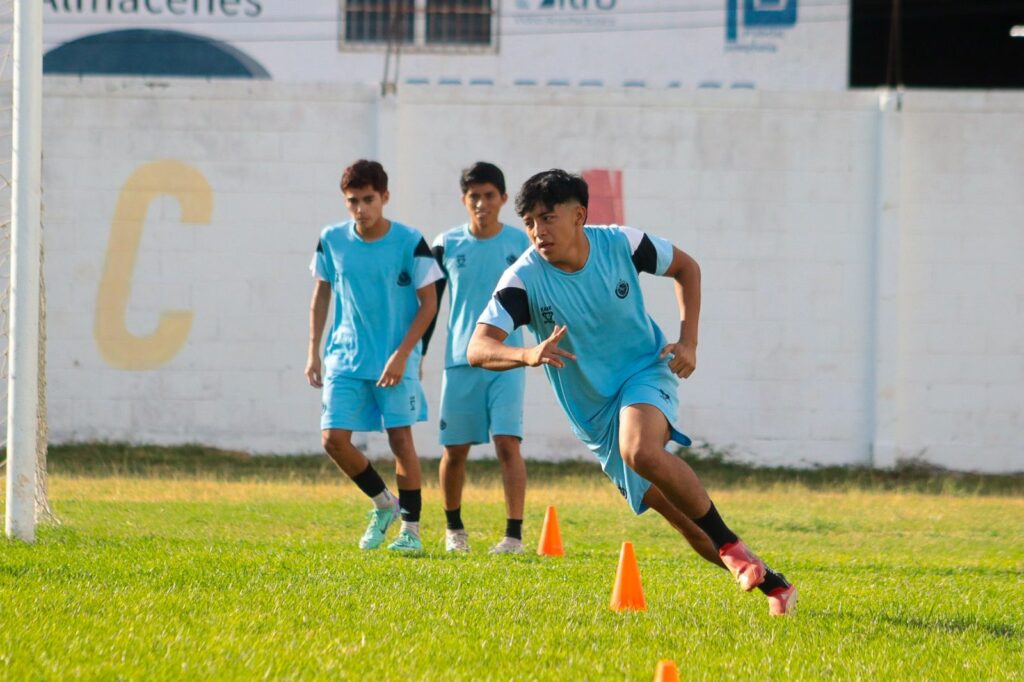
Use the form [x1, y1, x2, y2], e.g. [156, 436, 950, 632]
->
[426, 162, 532, 554]
[468, 169, 797, 614]
[306, 159, 443, 552]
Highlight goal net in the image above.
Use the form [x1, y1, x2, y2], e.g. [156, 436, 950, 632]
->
[0, 0, 54, 525]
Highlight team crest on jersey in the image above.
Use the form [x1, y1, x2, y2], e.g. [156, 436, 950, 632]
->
[506, 254, 517, 265]
[397, 270, 412, 286]
[615, 279, 629, 299]
[456, 254, 467, 268]
[540, 305, 555, 325]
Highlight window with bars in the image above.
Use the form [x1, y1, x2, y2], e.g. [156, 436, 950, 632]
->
[344, 0, 415, 44]
[340, 0, 497, 50]
[426, 0, 492, 46]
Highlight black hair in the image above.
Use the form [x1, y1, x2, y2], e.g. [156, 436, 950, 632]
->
[341, 159, 388, 193]
[514, 169, 589, 217]
[460, 161, 506, 195]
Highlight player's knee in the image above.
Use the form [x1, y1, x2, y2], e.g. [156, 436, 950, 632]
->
[322, 431, 350, 457]
[621, 443, 663, 478]
[619, 436, 641, 468]
[442, 445, 470, 464]
[493, 436, 522, 463]
[386, 427, 414, 455]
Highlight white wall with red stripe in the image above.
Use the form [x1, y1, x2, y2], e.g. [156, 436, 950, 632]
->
[32, 78, 1024, 472]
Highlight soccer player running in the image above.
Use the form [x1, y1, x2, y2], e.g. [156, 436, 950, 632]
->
[425, 162, 532, 554]
[467, 169, 797, 615]
[306, 159, 443, 553]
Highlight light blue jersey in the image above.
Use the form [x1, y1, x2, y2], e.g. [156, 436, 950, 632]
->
[480, 225, 676, 442]
[479, 225, 686, 513]
[312, 220, 443, 381]
[431, 224, 531, 368]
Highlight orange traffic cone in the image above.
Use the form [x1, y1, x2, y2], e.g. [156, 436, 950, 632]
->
[654, 660, 679, 682]
[609, 541, 646, 611]
[537, 506, 564, 556]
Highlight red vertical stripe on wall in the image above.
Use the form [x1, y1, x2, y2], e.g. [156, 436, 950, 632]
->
[582, 169, 624, 225]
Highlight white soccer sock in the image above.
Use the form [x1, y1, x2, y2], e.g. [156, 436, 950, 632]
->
[400, 521, 420, 537]
[371, 489, 396, 510]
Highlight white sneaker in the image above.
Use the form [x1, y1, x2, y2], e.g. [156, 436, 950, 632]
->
[445, 529, 470, 553]
[489, 537, 524, 555]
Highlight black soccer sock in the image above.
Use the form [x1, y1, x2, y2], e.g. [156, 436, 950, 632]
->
[445, 507, 464, 531]
[757, 567, 791, 595]
[691, 502, 739, 551]
[351, 462, 387, 499]
[398, 489, 422, 524]
[505, 518, 523, 541]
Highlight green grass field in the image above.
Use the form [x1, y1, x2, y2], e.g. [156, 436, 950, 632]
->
[2, 446, 1023, 680]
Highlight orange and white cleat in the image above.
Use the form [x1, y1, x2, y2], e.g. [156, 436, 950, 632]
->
[719, 540, 767, 592]
[766, 584, 798, 616]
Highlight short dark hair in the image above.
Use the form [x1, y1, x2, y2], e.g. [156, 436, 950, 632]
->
[460, 161, 506, 195]
[341, 159, 388, 193]
[515, 169, 589, 217]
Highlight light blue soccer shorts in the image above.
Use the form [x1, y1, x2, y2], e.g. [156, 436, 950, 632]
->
[321, 374, 428, 432]
[578, 362, 692, 516]
[439, 365, 525, 446]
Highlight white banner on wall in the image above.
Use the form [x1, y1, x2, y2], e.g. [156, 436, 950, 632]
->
[41, 0, 849, 89]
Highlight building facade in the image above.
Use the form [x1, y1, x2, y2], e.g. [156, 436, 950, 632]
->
[43, 1, 850, 90]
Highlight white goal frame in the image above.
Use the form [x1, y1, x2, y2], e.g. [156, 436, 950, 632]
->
[5, 0, 43, 543]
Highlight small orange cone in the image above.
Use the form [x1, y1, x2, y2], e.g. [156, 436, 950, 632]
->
[537, 506, 564, 556]
[654, 660, 679, 682]
[609, 541, 646, 611]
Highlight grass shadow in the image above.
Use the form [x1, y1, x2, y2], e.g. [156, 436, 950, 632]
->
[20, 441, 1024, 497]
[678, 444, 1024, 496]
[877, 614, 1021, 640]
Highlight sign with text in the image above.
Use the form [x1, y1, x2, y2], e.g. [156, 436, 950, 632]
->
[40, 0, 848, 89]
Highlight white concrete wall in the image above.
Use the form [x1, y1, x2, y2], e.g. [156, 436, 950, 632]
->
[892, 93, 1024, 472]
[33, 77, 1024, 472]
[42, 80, 380, 454]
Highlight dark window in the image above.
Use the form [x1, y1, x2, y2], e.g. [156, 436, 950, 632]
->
[850, 0, 1024, 88]
[426, 0, 493, 45]
[345, 0, 415, 44]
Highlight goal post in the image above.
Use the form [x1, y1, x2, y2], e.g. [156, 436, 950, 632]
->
[4, 0, 44, 542]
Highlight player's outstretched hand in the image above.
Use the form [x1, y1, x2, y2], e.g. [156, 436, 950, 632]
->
[305, 355, 323, 388]
[660, 341, 697, 378]
[378, 349, 409, 388]
[525, 325, 576, 369]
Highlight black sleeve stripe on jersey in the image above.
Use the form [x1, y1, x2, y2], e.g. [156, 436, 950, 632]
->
[316, 239, 324, 254]
[495, 287, 530, 329]
[422, 281, 445, 355]
[430, 244, 447, 275]
[422, 242, 447, 355]
[414, 237, 432, 258]
[631, 233, 658, 274]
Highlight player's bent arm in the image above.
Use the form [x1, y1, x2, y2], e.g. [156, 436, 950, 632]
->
[662, 246, 701, 349]
[469, 323, 576, 371]
[377, 284, 439, 387]
[397, 283, 439, 357]
[306, 280, 332, 387]
[467, 323, 525, 371]
[658, 247, 700, 379]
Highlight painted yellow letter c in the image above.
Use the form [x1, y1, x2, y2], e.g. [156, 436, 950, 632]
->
[95, 160, 212, 370]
